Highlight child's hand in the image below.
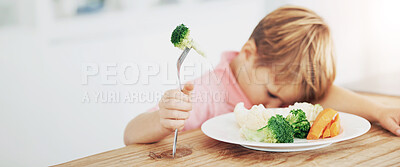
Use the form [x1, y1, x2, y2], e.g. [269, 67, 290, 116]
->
[158, 82, 194, 132]
[378, 107, 400, 136]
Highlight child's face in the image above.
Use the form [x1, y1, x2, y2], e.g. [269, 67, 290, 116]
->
[235, 54, 302, 108]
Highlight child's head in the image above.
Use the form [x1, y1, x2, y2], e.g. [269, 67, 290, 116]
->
[235, 6, 336, 107]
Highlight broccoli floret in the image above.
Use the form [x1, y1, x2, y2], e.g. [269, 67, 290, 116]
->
[241, 115, 294, 143]
[170, 24, 205, 57]
[171, 24, 190, 49]
[286, 109, 311, 138]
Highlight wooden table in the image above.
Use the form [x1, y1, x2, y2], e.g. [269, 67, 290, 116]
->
[55, 92, 400, 167]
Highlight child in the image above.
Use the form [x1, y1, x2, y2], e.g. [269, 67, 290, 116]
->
[124, 6, 400, 144]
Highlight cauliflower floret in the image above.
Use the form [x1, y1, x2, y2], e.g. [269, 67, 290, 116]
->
[288, 102, 323, 125]
[234, 102, 276, 130]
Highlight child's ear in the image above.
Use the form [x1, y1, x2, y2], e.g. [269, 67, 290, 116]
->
[241, 39, 257, 60]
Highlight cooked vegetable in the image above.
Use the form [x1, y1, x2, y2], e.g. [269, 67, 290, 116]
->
[241, 115, 294, 143]
[322, 122, 332, 138]
[285, 109, 311, 138]
[170, 24, 205, 56]
[288, 103, 323, 125]
[307, 108, 338, 140]
[330, 114, 340, 137]
[234, 102, 276, 130]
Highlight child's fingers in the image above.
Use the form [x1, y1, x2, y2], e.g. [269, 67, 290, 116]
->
[160, 119, 185, 130]
[381, 117, 400, 136]
[159, 98, 192, 111]
[159, 110, 190, 120]
[162, 89, 191, 103]
[182, 82, 194, 95]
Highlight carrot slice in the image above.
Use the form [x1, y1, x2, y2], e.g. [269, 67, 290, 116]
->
[307, 108, 338, 140]
[322, 122, 332, 138]
[330, 114, 340, 137]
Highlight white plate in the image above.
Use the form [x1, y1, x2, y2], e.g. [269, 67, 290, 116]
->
[201, 112, 370, 152]
[241, 143, 332, 152]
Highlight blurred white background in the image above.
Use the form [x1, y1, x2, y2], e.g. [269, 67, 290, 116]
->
[0, 0, 399, 166]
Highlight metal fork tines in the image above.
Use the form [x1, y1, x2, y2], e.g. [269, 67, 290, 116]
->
[173, 47, 191, 158]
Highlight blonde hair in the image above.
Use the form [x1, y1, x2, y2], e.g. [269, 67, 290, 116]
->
[250, 6, 336, 101]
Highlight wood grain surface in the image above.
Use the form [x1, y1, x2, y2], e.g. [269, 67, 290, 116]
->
[54, 92, 400, 167]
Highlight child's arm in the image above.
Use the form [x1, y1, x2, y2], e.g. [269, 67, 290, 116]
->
[315, 85, 400, 136]
[124, 83, 194, 145]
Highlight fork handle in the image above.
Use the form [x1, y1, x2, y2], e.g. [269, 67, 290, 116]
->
[172, 129, 178, 157]
[177, 74, 183, 91]
[173, 47, 191, 158]
[173, 72, 182, 158]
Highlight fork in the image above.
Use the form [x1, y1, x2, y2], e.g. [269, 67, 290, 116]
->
[173, 47, 191, 158]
